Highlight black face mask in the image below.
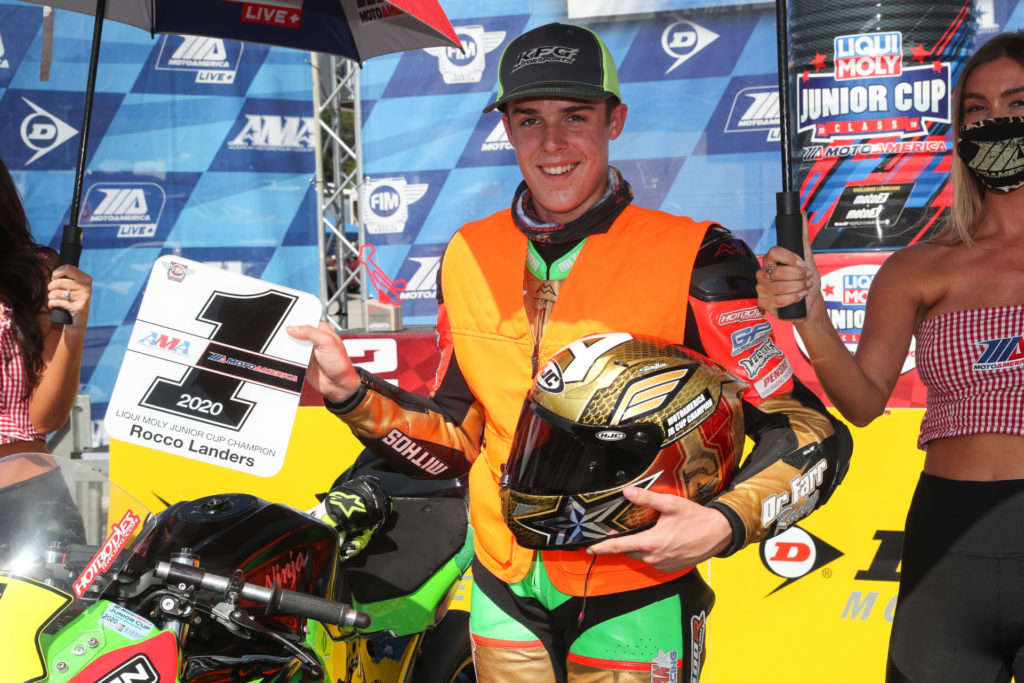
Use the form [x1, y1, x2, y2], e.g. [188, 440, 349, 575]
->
[957, 116, 1024, 193]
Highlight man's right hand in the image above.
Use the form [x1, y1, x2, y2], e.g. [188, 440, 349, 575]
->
[287, 321, 361, 403]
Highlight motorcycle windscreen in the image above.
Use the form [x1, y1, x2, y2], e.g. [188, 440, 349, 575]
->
[504, 401, 662, 496]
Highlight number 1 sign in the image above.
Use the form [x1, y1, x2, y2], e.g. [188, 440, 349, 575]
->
[104, 257, 321, 477]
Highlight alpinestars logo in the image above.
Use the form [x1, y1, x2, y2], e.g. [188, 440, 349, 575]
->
[82, 182, 166, 238]
[481, 121, 513, 152]
[358, 177, 428, 235]
[20, 97, 78, 165]
[661, 19, 718, 74]
[0, 32, 9, 69]
[424, 25, 505, 84]
[227, 114, 315, 151]
[725, 86, 781, 142]
[156, 35, 241, 84]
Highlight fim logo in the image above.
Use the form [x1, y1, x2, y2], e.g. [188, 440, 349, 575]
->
[425, 25, 505, 84]
[725, 86, 780, 142]
[81, 182, 166, 239]
[156, 35, 241, 84]
[358, 177, 428, 235]
[20, 97, 78, 165]
[227, 114, 315, 151]
[661, 19, 718, 75]
[97, 654, 159, 683]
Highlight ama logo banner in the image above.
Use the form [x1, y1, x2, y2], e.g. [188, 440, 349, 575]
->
[210, 97, 315, 173]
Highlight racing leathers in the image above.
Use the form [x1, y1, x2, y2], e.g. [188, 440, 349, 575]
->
[326, 208, 852, 595]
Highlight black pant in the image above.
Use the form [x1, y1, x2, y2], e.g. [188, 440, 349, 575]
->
[887, 473, 1024, 682]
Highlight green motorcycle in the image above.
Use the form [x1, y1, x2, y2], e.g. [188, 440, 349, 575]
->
[0, 451, 474, 682]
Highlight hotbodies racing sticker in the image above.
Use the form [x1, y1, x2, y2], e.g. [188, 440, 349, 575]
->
[105, 257, 320, 477]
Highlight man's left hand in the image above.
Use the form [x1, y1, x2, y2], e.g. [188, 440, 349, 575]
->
[587, 486, 732, 572]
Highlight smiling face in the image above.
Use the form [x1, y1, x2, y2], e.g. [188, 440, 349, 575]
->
[961, 56, 1024, 124]
[502, 97, 627, 225]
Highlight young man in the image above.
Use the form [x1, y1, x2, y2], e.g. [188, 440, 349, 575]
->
[289, 22, 851, 682]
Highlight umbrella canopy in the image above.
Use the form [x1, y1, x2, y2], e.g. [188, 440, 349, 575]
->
[17, 0, 460, 62]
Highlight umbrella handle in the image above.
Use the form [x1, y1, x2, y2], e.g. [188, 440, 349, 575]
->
[774, 0, 806, 319]
[50, 224, 81, 325]
[775, 191, 807, 319]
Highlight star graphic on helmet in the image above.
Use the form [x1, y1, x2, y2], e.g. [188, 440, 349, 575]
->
[517, 472, 663, 547]
[519, 495, 624, 546]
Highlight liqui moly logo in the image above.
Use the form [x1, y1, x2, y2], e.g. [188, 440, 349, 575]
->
[834, 32, 903, 80]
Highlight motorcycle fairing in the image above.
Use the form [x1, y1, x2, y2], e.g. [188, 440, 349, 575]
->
[1, 571, 73, 683]
[66, 629, 178, 683]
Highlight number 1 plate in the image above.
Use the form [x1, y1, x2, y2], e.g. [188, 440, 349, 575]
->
[104, 257, 321, 477]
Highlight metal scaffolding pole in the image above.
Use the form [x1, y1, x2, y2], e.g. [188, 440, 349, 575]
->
[312, 53, 366, 331]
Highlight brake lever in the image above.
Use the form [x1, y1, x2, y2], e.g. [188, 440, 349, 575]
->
[226, 608, 324, 679]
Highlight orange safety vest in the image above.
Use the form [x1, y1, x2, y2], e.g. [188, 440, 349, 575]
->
[441, 204, 711, 596]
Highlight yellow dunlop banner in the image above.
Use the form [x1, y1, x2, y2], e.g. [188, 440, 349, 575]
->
[705, 409, 924, 682]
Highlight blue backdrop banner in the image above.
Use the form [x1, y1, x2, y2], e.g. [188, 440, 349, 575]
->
[0, 1, 319, 447]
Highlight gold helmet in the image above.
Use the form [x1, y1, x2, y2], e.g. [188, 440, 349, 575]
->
[500, 332, 746, 550]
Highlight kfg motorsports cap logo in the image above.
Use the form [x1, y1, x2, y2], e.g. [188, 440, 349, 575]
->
[20, 97, 78, 165]
[358, 177, 428, 235]
[424, 25, 504, 84]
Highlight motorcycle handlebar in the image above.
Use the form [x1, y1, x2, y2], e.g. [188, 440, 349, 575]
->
[156, 561, 371, 629]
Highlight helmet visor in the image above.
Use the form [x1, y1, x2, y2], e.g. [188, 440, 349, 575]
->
[504, 401, 662, 496]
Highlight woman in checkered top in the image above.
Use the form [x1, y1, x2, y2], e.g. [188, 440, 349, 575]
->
[756, 31, 1024, 683]
[0, 154, 92, 457]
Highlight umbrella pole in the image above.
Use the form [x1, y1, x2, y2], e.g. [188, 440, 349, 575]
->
[53, 0, 107, 324]
[774, 0, 806, 319]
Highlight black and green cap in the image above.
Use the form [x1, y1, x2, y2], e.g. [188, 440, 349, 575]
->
[483, 23, 621, 114]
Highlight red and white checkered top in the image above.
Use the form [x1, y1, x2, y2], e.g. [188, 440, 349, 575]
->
[916, 305, 1024, 449]
[0, 302, 45, 444]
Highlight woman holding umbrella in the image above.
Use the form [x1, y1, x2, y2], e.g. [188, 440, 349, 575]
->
[1, 153, 93, 455]
[756, 31, 1024, 682]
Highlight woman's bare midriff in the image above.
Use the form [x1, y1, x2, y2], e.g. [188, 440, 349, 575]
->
[923, 433, 1024, 480]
